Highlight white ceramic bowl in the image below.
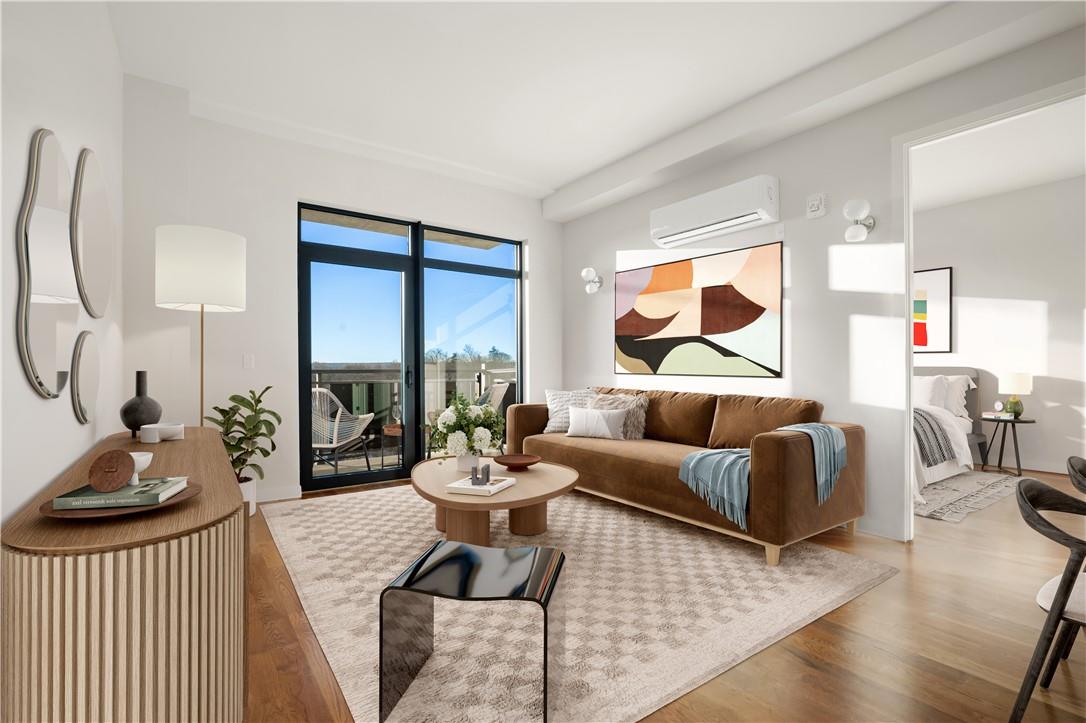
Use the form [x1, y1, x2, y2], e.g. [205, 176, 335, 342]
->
[129, 452, 153, 486]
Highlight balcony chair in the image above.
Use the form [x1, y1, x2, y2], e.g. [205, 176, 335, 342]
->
[312, 387, 374, 474]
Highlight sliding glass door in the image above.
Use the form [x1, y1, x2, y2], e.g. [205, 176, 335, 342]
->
[298, 206, 520, 491]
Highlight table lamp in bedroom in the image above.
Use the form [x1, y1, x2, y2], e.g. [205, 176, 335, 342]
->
[998, 372, 1032, 419]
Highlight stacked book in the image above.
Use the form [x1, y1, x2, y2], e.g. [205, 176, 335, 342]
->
[982, 412, 1015, 421]
[52, 477, 189, 510]
[446, 476, 516, 496]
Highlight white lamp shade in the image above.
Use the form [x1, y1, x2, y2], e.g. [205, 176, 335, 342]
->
[155, 225, 246, 312]
[842, 199, 871, 221]
[998, 372, 1033, 395]
[581, 267, 597, 282]
[844, 224, 868, 243]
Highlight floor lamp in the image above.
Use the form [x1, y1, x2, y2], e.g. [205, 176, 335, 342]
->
[155, 225, 246, 426]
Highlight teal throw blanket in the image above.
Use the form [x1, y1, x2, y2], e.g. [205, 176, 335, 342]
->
[777, 423, 848, 504]
[679, 448, 752, 531]
[678, 423, 848, 531]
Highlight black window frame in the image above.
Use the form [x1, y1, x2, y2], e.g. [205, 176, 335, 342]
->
[298, 203, 522, 493]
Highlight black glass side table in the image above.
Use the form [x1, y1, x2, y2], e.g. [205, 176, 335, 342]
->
[981, 417, 1035, 476]
[379, 539, 566, 722]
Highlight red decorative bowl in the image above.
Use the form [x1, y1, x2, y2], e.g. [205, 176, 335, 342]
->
[494, 454, 542, 471]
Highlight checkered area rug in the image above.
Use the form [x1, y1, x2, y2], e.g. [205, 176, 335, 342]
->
[262, 486, 895, 722]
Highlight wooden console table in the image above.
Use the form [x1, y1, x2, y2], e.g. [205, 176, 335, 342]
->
[1, 428, 246, 722]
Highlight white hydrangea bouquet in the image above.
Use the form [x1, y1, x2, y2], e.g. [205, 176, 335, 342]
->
[430, 393, 506, 470]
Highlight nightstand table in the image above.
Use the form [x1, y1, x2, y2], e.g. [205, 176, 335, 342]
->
[981, 417, 1035, 476]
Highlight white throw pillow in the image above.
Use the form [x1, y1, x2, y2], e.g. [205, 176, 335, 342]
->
[543, 389, 599, 433]
[912, 375, 948, 408]
[566, 407, 627, 440]
[942, 375, 977, 420]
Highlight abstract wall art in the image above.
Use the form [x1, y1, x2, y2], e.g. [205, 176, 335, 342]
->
[614, 241, 783, 377]
[912, 266, 952, 353]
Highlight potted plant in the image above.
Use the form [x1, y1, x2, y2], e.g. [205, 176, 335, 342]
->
[205, 386, 281, 515]
[429, 393, 505, 471]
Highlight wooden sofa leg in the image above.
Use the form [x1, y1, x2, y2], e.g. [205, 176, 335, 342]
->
[846, 519, 857, 535]
[765, 545, 781, 566]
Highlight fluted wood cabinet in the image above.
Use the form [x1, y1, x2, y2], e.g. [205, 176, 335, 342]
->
[1, 428, 247, 722]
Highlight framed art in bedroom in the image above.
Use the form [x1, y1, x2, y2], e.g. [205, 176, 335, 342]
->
[913, 266, 952, 353]
[614, 241, 782, 377]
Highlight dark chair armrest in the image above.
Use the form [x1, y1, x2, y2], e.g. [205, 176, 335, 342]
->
[749, 423, 865, 545]
[507, 404, 550, 454]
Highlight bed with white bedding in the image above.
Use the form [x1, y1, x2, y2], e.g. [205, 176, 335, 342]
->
[912, 367, 983, 502]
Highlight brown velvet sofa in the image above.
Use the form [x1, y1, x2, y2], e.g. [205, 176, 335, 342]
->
[507, 387, 865, 565]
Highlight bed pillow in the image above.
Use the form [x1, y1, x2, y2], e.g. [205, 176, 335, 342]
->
[942, 375, 977, 420]
[912, 375, 948, 408]
[589, 393, 649, 440]
[543, 389, 599, 433]
[567, 407, 626, 440]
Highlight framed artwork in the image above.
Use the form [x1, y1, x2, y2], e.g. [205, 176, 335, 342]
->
[913, 266, 952, 353]
[614, 241, 782, 377]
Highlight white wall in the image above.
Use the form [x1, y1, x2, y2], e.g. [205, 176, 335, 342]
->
[914, 176, 1086, 473]
[123, 77, 564, 503]
[561, 28, 1085, 540]
[1, 3, 125, 521]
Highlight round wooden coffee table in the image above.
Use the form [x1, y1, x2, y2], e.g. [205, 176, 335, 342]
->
[410, 457, 578, 546]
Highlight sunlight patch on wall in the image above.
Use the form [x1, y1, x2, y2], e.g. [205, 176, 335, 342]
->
[828, 244, 904, 294]
[849, 314, 905, 409]
[953, 297, 1048, 376]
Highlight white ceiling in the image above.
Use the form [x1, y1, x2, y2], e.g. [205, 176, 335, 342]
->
[911, 94, 1086, 211]
[107, 2, 937, 198]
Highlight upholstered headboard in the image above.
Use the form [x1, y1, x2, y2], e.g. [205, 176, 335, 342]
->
[914, 366, 981, 435]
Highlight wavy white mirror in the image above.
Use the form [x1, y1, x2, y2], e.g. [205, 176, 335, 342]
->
[16, 128, 79, 398]
[71, 148, 114, 318]
[71, 331, 100, 424]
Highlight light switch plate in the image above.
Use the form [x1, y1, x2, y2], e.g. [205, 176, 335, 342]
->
[242, 353, 256, 370]
[806, 192, 827, 219]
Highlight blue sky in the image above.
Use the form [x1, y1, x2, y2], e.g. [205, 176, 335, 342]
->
[307, 223, 517, 364]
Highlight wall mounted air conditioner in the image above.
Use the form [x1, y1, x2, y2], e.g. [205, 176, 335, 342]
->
[650, 174, 779, 248]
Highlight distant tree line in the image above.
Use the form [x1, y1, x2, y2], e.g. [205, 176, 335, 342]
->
[424, 345, 512, 363]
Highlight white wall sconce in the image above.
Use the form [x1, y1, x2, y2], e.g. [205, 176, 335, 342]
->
[843, 199, 876, 242]
[581, 267, 603, 294]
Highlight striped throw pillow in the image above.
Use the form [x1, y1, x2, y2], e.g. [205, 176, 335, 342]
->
[544, 389, 599, 433]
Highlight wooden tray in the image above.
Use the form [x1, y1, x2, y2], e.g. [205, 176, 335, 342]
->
[39, 484, 203, 520]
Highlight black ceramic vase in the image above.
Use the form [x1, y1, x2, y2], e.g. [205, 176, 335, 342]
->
[120, 370, 162, 438]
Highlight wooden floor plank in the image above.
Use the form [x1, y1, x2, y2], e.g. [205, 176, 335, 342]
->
[247, 470, 1085, 722]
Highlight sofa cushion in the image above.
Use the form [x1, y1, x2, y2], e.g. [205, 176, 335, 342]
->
[593, 387, 717, 447]
[707, 394, 824, 448]
[523, 433, 702, 480]
[523, 432, 750, 537]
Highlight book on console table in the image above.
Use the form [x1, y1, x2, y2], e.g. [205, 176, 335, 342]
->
[53, 477, 189, 510]
[446, 476, 516, 496]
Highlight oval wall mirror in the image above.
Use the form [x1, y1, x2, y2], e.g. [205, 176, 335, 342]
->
[70, 148, 114, 318]
[16, 128, 79, 399]
[71, 331, 100, 424]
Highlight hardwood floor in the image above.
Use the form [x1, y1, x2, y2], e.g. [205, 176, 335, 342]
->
[247, 472, 1084, 722]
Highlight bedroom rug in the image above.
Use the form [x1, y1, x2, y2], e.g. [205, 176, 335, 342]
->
[263, 486, 896, 723]
[914, 470, 1020, 522]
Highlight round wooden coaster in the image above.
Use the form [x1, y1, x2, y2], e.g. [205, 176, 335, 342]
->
[88, 450, 134, 492]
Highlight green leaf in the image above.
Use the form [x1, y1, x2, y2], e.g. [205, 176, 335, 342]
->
[248, 463, 265, 479]
[229, 394, 256, 412]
